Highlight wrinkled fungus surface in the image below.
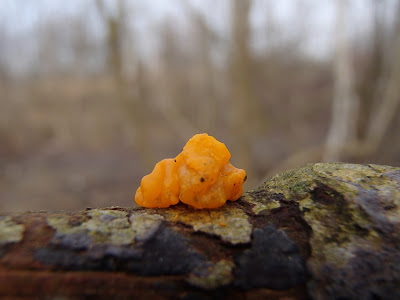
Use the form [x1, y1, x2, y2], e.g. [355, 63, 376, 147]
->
[135, 133, 247, 209]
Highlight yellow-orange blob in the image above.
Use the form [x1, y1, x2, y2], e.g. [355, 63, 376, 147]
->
[135, 133, 247, 209]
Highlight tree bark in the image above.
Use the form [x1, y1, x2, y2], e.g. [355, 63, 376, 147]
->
[1, 163, 399, 299]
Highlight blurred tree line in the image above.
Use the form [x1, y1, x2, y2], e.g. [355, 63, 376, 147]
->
[0, 0, 399, 188]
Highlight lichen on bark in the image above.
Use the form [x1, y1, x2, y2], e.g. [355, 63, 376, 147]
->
[162, 205, 252, 244]
[0, 216, 25, 257]
[244, 162, 400, 299]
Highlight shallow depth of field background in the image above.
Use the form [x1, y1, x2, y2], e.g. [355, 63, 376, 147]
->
[1, 0, 399, 212]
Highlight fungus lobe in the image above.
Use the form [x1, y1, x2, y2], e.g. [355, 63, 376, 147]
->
[135, 133, 246, 209]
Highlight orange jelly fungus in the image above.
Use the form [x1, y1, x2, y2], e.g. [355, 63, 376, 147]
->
[135, 133, 247, 209]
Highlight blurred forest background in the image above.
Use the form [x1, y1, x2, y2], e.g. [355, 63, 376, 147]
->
[1, 0, 400, 212]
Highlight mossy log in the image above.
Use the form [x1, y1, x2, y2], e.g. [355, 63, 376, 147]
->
[1, 163, 399, 299]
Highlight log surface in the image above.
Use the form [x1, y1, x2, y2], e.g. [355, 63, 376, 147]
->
[1, 163, 399, 299]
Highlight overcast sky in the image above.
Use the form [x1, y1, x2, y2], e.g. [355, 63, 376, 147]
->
[0, 0, 397, 75]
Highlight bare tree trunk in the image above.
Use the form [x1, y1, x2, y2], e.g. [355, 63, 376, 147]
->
[230, 0, 254, 172]
[323, 0, 359, 162]
[356, 0, 386, 139]
[96, 0, 154, 168]
[365, 3, 400, 150]
[156, 21, 199, 141]
[192, 10, 217, 133]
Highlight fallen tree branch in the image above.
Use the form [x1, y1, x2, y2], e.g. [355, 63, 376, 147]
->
[1, 163, 399, 299]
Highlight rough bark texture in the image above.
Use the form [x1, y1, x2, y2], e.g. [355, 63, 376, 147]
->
[0, 163, 399, 299]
